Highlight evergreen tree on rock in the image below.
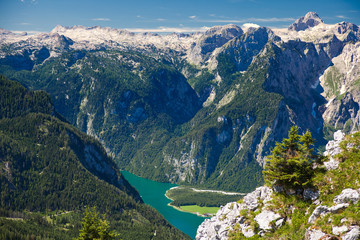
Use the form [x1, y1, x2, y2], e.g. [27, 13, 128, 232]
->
[263, 126, 321, 192]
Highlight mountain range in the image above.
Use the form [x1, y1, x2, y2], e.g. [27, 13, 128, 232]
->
[1, 12, 359, 192]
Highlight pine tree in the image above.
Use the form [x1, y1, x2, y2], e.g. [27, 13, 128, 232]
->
[263, 126, 320, 191]
[75, 207, 118, 240]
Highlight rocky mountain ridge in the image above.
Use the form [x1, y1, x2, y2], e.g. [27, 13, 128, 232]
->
[1, 12, 359, 67]
[1, 12, 360, 192]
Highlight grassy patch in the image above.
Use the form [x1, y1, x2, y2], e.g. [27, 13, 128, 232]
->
[166, 186, 245, 207]
[179, 205, 220, 215]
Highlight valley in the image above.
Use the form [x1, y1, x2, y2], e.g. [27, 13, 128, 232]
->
[1, 10, 360, 240]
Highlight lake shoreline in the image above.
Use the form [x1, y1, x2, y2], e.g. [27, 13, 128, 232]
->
[165, 187, 208, 217]
[165, 186, 243, 217]
[121, 171, 206, 239]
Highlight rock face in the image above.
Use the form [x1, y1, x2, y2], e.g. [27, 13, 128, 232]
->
[188, 24, 244, 66]
[320, 42, 360, 135]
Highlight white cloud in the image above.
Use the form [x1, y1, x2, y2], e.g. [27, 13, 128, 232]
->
[189, 16, 197, 19]
[196, 17, 295, 23]
[92, 18, 111, 21]
[249, 17, 295, 22]
[156, 18, 166, 22]
[125, 26, 209, 33]
[12, 30, 44, 35]
[336, 15, 349, 19]
[20, 0, 38, 4]
[19, 22, 32, 25]
[242, 23, 260, 28]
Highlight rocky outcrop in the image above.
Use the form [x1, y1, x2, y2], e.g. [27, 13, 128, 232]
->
[197, 131, 360, 240]
[308, 203, 349, 224]
[196, 186, 275, 239]
[323, 130, 345, 170]
[333, 188, 360, 204]
[254, 210, 281, 231]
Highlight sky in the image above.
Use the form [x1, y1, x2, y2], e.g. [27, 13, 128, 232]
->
[0, 0, 360, 34]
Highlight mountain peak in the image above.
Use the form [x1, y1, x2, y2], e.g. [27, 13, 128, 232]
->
[204, 24, 243, 37]
[288, 11, 324, 31]
[304, 11, 322, 21]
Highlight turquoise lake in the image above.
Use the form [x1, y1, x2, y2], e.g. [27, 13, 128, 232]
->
[121, 171, 207, 239]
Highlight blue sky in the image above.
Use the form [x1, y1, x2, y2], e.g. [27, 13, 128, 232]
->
[1, 0, 359, 33]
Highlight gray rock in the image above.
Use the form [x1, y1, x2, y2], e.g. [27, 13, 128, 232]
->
[303, 188, 320, 201]
[254, 210, 281, 231]
[196, 201, 243, 240]
[196, 186, 274, 239]
[343, 226, 360, 240]
[275, 218, 285, 228]
[308, 204, 349, 223]
[333, 188, 360, 204]
[242, 186, 273, 210]
[308, 205, 330, 223]
[273, 185, 284, 193]
[332, 225, 349, 235]
[334, 130, 345, 141]
[324, 159, 340, 170]
[241, 224, 255, 238]
[305, 228, 326, 240]
[323, 130, 345, 170]
[328, 203, 350, 212]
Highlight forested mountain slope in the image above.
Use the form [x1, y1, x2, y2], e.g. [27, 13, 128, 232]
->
[0, 75, 190, 239]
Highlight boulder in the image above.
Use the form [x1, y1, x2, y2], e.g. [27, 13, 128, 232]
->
[305, 228, 326, 240]
[342, 226, 360, 240]
[332, 225, 349, 235]
[308, 204, 349, 223]
[324, 160, 340, 171]
[333, 131, 345, 141]
[242, 186, 273, 210]
[333, 188, 360, 204]
[303, 188, 320, 201]
[254, 210, 281, 231]
[323, 130, 345, 170]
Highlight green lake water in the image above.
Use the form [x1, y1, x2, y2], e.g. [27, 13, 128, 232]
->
[121, 171, 207, 239]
